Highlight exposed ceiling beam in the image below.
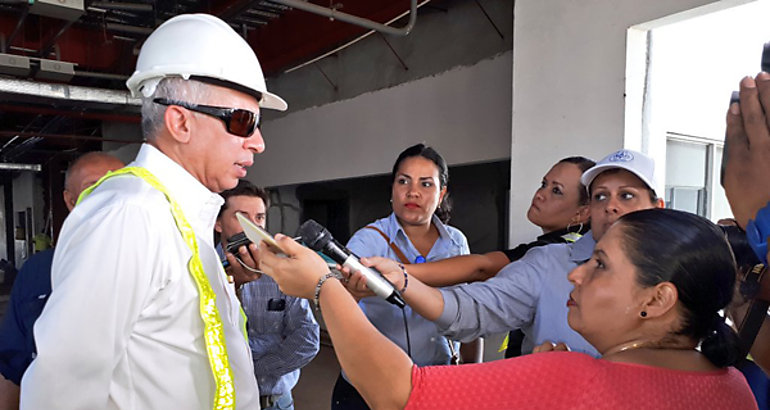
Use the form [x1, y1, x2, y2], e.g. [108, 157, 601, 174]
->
[4, 7, 29, 53]
[39, 19, 76, 58]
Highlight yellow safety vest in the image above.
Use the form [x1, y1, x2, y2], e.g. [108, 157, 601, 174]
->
[79, 166, 236, 410]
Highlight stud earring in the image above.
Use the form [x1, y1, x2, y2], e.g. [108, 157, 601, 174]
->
[640, 311, 647, 318]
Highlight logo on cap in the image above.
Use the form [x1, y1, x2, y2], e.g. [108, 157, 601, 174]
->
[608, 150, 634, 163]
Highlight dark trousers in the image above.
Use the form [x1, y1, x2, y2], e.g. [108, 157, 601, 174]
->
[331, 373, 370, 410]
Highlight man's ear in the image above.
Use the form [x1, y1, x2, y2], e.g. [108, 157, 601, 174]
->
[62, 190, 76, 212]
[640, 281, 678, 319]
[164, 105, 193, 144]
[214, 219, 223, 234]
[655, 198, 665, 209]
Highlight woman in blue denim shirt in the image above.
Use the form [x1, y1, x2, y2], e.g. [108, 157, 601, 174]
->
[331, 143, 471, 410]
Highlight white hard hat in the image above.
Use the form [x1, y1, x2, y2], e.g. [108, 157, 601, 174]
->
[126, 13, 287, 111]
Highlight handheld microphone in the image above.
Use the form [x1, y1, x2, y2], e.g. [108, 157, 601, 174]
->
[298, 219, 406, 308]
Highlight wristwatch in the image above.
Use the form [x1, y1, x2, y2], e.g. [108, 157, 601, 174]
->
[746, 201, 770, 265]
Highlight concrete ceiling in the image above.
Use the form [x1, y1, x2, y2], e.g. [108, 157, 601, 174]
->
[0, 0, 420, 164]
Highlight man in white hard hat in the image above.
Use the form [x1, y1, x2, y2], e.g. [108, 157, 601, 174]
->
[20, 14, 286, 409]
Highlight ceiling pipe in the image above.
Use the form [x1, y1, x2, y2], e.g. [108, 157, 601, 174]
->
[0, 163, 42, 172]
[0, 130, 140, 144]
[105, 22, 153, 35]
[0, 77, 141, 107]
[0, 104, 140, 123]
[269, 0, 417, 36]
[89, 1, 153, 12]
[284, 0, 429, 74]
[73, 69, 130, 81]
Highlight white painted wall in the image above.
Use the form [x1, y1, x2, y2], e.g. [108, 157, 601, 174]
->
[509, 0, 720, 245]
[640, 0, 770, 221]
[248, 52, 513, 188]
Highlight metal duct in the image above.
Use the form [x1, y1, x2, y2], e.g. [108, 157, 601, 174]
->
[0, 77, 140, 107]
[105, 22, 153, 35]
[89, 2, 153, 12]
[0, 53, 30, 77]
[0, 163, 42, 172]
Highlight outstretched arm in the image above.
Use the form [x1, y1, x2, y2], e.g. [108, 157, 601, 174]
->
[258, 236, 413, 410]
[344, 256, 448, 322]
[405, 251, 510, 286]
[724, 72, 770, 376]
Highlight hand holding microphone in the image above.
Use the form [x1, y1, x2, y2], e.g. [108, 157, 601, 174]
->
[257, 233, 333, 300]
[298, 220, 406, 308]
[343, 256, 407, 301]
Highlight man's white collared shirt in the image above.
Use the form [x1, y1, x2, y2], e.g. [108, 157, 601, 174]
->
[21, 144, 260, 409]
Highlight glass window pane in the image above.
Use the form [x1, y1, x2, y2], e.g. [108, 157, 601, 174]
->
[666, 140, 707, 187]
[712, 146, 733, 221]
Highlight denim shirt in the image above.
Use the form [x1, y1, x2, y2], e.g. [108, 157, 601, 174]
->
[347, 212, 470, 367]
[437, 232, 600, 357]
[240, 275, 320, 396]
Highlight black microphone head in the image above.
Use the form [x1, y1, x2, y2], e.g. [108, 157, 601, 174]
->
[297, 219, 333, 251]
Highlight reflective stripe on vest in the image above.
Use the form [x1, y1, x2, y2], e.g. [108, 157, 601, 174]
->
[78, 166, 236, 410]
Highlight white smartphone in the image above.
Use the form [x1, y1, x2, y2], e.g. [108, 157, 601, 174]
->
[236, 212, 287, 255]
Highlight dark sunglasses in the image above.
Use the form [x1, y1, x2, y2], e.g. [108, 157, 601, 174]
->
[153, 98, 261, 138]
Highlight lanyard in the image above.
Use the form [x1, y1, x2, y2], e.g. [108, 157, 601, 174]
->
[79, 166, 236, 410]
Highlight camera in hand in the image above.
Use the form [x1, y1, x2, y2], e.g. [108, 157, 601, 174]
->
[221, 232, 252, 268]
[226, 232, 252, 254]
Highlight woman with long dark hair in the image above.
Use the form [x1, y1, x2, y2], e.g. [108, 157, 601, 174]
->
[331, 143, 472, 409]
[259, 209, 756, 409]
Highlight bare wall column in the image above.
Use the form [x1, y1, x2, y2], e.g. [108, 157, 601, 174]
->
[509, 0, 719, 246]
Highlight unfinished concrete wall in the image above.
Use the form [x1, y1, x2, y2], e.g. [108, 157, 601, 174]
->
[509, 0, 722, 245]
[249, 0, 514, 189]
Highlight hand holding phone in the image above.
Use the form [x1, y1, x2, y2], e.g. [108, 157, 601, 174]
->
[236, 212, 287, 255]
[722, 41, 770, 187]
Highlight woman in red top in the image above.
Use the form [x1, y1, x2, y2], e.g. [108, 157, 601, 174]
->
[259, 208, 757, 409]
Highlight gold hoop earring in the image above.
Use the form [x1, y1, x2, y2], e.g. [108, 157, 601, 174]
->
[566, 221, 583, 233]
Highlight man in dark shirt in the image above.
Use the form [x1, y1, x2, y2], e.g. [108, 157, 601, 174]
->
[0, 152, 124, 408]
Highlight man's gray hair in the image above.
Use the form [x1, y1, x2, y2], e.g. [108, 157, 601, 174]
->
[140, 78, 212, 140]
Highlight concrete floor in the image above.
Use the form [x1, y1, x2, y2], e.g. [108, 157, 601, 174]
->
[294, 341, 341, 409]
